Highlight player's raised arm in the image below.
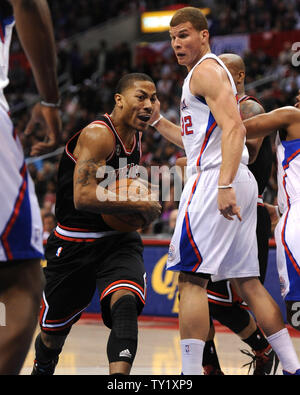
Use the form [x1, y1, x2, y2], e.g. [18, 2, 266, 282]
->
[244, 106, 300, 140]
[73, 124, 161, 223]
[149, 98, 184, 148]
[191, 60, 245, 220]
[9, 0, 61, 155]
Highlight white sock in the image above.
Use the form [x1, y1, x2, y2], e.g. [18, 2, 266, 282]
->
[267, 328, 300, 373]
[180, 338, 205, 375]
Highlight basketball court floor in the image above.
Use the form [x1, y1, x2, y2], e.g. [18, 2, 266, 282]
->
[20, 314, 300, 375]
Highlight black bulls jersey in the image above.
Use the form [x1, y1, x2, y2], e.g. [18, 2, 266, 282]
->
[239, 95, 273, 195]
[55, 114, 142, 232]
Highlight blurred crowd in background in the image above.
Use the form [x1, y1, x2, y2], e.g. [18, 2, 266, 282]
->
[5, 0, 300, 241]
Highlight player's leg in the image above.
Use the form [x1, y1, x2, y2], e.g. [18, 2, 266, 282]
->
[206, 278, 278, 375]
[231, 276, 300, 374]
[104, 289, 140, 375]
[202, 317, 224, 375]
[97, 231, 146, 375]
[178, 271, 210, 375]
[32, 234, 96, 375]
[0, 259, 44, 375]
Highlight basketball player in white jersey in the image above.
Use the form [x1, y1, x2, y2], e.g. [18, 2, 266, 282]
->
[150, 7, 300, 375]
[0, 0, 61, 374]
[244, 105, 300, 338]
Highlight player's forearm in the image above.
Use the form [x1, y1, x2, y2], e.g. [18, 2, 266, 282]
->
[12, 0, 59, 102]
[244, 115, 275, 140]
[74, 185, 146, 215]
[154, 117, 184, 148]
[219, 123, 246, 185]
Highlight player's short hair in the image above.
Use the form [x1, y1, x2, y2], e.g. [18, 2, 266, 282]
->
[170, 7, 208, 32]
[115, 73, 154, 94]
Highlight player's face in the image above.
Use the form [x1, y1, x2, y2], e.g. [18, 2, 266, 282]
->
[170, 22, 207, 71]
[121, 81, 157, 131]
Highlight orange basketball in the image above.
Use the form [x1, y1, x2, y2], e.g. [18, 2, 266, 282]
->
[101, 178, 149, 232]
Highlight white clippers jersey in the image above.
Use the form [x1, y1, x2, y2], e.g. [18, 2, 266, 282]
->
[0, 14, 15, 112]
[276, 131, 300, 214]
[180, 53, 249, 177]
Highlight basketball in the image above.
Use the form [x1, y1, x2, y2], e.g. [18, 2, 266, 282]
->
[101, 178, 150, 232]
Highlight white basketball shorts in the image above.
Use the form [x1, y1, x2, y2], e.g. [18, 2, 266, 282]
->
[166, 165, 260, 282]
[275, 201, 300, 301]
[0, 106, 43, 262]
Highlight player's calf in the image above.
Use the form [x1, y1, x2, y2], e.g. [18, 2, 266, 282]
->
[107, 294, 138, 374]
[31, 332, 65, 375]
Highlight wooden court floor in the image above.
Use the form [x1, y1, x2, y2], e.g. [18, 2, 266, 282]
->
[20, 315, 300, 375]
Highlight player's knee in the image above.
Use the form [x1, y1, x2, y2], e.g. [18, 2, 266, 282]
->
[107, 294, 138, 365]
[210, 304, 250, 334]
[286, 301, 300, 331]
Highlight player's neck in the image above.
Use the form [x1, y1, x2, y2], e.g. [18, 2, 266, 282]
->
[237, 90, 246, 101]
[187, 46, 211, 72]
[109, 112, 136, 149]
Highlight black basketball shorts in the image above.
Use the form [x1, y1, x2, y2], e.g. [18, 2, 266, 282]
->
[39, 231, 146, 335]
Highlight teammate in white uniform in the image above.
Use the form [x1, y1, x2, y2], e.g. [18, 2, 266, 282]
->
[150, 7, 300, 375]
[245, 106, 300, 340]
[0, 0, 61, 374]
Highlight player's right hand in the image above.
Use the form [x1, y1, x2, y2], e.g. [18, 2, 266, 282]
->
[218, 188, 242, 221]
[24, 102, 62, 156]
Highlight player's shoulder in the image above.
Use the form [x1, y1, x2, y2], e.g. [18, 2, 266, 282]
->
[77, 121, 115, 152]
[240, 98, 265, 119]
[81, 121, 115, 141]
[196, 57, 224, 75]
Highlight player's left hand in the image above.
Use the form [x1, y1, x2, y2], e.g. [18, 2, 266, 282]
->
[149, 97, 161, 127]
[24, 102, 62, 156]
[218, 188, 242, 221]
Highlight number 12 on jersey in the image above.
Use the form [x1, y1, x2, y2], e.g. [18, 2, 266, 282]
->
[181, 115, 194, 136]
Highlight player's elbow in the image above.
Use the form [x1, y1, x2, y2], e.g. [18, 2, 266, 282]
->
[224, 121, 246, 141]
[235, 122, 247, 139]
[73, 188, 90, 211]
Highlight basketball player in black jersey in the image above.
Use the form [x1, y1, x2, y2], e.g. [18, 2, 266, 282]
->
[31, 73, 161, 375]
[202, 54, 278, 375]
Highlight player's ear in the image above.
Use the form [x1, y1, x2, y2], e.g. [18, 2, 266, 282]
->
[238, 71, 245, 84]
[200, 29, 209, 41]
[114, 93, 123, 109]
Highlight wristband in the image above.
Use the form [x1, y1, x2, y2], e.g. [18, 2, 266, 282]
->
[40, 99, 61, 108]
[150, 114, 163, 127]
[218, 184, 233, 189]
[274, 205, 280, 218]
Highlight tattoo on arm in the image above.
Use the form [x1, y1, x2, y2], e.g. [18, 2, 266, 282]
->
[75, 158, 104, 186]
[240, 100, 264, 120]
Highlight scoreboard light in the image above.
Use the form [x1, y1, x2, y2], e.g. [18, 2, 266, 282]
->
[141, 8, 210, 33]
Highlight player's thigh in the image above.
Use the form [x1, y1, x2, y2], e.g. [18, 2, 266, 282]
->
[40, 234, 97, 333]
[96, 232, 146, 328]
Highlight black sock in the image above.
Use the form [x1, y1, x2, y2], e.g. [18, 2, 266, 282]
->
[35, 333, 62, 364]
[242, 328, 269, 352]
[202, 339, 222, 369]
